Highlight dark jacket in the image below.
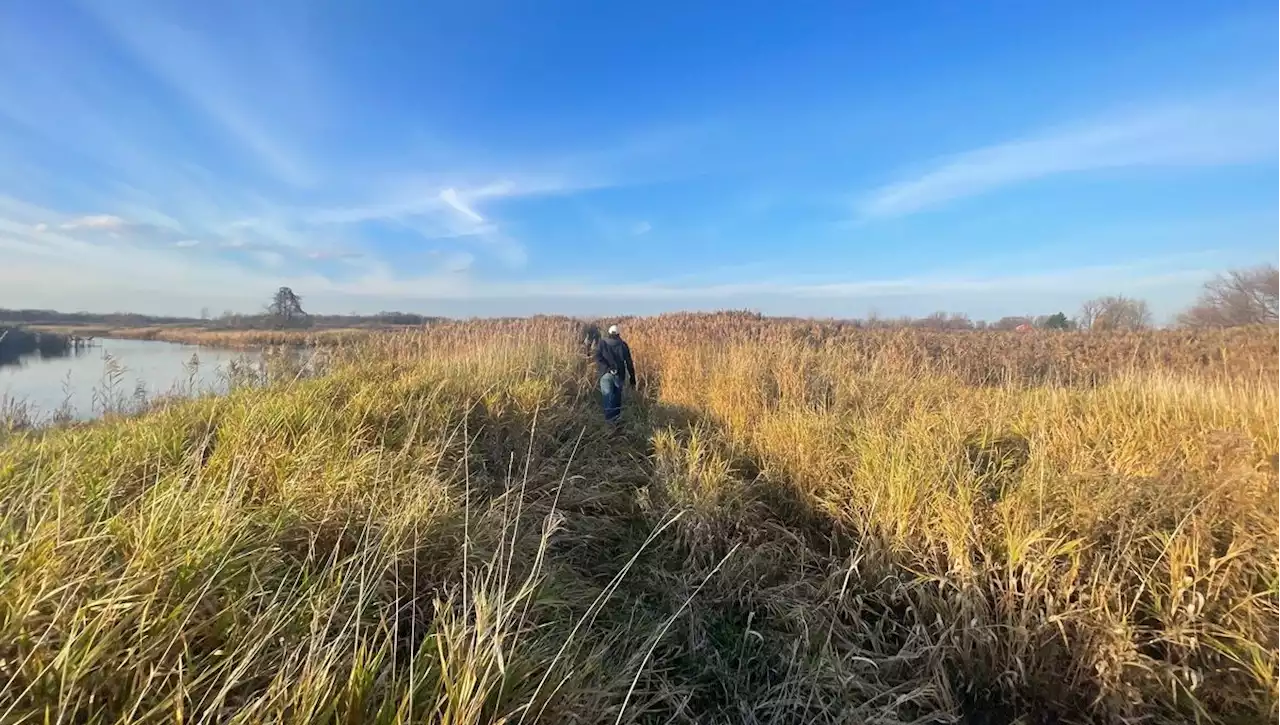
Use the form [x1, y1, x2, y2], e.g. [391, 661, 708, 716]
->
[595, 336, 636, 385]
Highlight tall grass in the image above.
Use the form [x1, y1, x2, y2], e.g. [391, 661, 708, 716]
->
[0, 320, 1275, 723]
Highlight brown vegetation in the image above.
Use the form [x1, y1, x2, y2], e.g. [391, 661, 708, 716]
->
[108, 325, 375, 347]
[0, 315, 1275, 723]
[598, 312, 1277, 385]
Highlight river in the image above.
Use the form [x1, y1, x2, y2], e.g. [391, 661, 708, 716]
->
[0, 338, 251, 422]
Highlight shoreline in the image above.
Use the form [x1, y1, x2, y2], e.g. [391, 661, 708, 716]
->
[23, 324, 384, 348]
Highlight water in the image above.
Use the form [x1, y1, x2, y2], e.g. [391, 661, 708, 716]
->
[0, 338, 249, 422]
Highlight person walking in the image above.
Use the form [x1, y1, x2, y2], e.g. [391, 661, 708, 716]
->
[595, 324, 636, 424]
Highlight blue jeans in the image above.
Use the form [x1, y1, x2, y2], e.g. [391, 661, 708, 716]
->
[599, 372, 623, 423]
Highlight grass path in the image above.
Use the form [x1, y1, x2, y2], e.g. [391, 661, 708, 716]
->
[0, 330, 1274, 723]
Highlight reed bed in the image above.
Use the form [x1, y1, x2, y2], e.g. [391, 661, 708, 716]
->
[0, 316, 1274, 723]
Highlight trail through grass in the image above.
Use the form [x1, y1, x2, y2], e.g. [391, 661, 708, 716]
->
[1, 321, 1275, 724]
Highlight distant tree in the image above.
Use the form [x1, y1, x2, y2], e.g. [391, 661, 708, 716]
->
[1038, 312, 1073, 330]
[1080, 295, 1151, 331]
[992, 315, 1033, 331]
[373, 311, 426, 325]
[217, 309, 242, 328]
[200, 307, 210, 321]
[1177, 265, 1279, 328]
[903, 312, 973, 331]
[266, 287, 310, 329]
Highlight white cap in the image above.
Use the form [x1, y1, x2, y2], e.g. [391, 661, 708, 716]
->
[607, 324, 619, 335]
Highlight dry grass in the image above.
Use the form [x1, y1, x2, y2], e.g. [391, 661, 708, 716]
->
[88, 326, 377, 347]
[0, 317, 1275, 724]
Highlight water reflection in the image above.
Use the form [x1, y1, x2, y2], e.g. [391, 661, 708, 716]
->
[0, 327, 93, 368]
[0, 343, 95, 368]
[1, 338, 271, 424]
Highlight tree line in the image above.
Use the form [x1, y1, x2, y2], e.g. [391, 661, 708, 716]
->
[206, 287, 445, 329]
[1078, 264, 1277, 331]
[4, 265, 1275, 333]
[855, 264, 1277, 332]
[1, 287, 442, 331]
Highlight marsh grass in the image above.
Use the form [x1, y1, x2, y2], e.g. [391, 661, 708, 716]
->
[0, 319, 1275, 723]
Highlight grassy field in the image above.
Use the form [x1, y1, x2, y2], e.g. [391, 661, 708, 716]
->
[0, 317, 1275, 724]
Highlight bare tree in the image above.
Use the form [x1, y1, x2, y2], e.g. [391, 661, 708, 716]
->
[911, 311, 974, 331]
[266, 287, 309, 329]
[1177, 265, 1279, 328]
[1080, 295, 1151, 331]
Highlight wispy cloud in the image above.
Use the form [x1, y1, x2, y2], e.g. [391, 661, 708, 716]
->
[438, 188, 484, 222]
[859, 102, 1276, 218]
[303, 178, 566, 268]
[60, 214, 127, 230]
[459, 255, 1212, 302]
[434, 250, 475, 273]
[1, 1, 1265, 320]
[78, 0, 322, 186]
[0, 189, 1218, 320]
[0, 0, 691, 296]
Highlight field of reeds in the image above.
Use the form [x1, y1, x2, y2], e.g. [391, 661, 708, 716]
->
[0, 315, 1275, 724]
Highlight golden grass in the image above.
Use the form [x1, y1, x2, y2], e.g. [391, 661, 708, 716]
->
[0, 317, 1275, 723]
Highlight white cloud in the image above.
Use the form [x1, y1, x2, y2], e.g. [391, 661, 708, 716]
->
[444, 251, 475, 273]
[859, 102, 1276, 218]
[0, 4, 702, 314]
[305, 175, 578, 227]
[438, 188, 485, 223]
[438, 256, 1206, 302]
[0, 214, 302, 311]
[0, 204, 1220, 322]
[60, 214, 126, 230]
[5, 5, 1262, 321]
[305, 249, 362, 261]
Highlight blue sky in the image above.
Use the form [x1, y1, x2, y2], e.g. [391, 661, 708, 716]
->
[0, 0, 1275, 321]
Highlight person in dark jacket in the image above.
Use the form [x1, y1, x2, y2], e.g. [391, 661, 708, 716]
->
[595, 324, 636, 424]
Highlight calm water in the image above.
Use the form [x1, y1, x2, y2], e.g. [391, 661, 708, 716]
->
[0, 338, 249, 421]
